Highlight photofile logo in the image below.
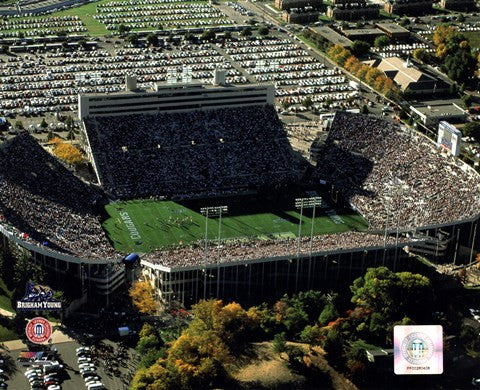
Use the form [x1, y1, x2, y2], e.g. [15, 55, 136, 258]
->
[394, 325, 443, 375]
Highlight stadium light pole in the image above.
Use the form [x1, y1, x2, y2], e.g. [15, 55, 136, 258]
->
[200, 206, 228, 299]
[295, 197, 322, 290]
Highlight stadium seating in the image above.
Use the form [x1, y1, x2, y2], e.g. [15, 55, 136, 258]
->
[315, 111, 480, 230]
[0, 134, 115, 259]
[84, 105, 298, 199]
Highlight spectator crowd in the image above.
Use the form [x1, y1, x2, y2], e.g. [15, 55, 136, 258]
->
[315, 111, 480, 230]
[0, 134, 116, 259]
[84, 105, 298, 198]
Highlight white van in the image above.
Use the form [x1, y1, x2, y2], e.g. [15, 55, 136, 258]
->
[87, 382, 105, 390]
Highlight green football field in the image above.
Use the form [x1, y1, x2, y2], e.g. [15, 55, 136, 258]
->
[102, 193, 368, 253]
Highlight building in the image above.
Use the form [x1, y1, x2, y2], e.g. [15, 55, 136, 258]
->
[274, 0, 322, 10]
[384, 0, 433, 15]
[375, 22, 410, 40]
[410, 103, 467, 127]
[366, 57, 449, 94]
[439, 0, 476, 10]
[308, 26, 353, 48]
[281, 7, 321, 23]
[342, 28, 385, 44]
[327, 0, 380, 20]
[79, 72, 275, 119]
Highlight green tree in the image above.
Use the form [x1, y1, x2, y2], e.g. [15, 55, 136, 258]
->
[14, 120, 23, 130]
[40, 118, 48, 129]
[462, 121, 480, 141]
[272, 332, 287, 354]
[399, 17, 410, 27]
[361, 104, 369, 114]
[350, 40, 370, 56]
[126, 34, 139, 46]
[241, 26, 252, 37]
[137, 334, 162, 355]
[201, 30, 216, 41]
[412, 48, 430, 63]
[258, 26, 269, 36]
[374, 35, 390, 48]
[299, 324, 322, 344]
[302, 96, 313, 109]
[442, 49, 476, 83]
[146, 33, 158, 47]
[184, 32, 195, 42]
[462, 93, 473, 108]
[118, 24, 130, 34]
[224, 31, 232, 40]
[318, 303, 339, 325]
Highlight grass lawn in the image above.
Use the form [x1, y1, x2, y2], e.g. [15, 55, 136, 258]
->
[102, 191, 368, 253]
[0, 278, 14, 313]
[0, 324, 18, 342]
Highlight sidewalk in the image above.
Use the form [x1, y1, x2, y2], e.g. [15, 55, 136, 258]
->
[0, 308, 15, 319]
[1, 329, 75, 351]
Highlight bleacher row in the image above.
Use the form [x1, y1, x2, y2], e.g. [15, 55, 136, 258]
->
[315, 111, 480, 230]
[84, 105, 299, 199]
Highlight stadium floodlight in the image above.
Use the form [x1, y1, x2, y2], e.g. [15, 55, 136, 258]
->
[200, 206, 228, 299]
[294, 197, 322, 289]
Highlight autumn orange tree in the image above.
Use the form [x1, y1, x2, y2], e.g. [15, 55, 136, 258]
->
[53, 142, 84, 165]
[329, 44, 400, 99]
[130, 299, 258, 390]
[129, 280, 157, 315]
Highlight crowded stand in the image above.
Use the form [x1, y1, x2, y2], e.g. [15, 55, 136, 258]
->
[315, 111, 480, 230]
[0, 134, 116, 259]
[84, 105, 298, 198]
[142, 231, 408, 268]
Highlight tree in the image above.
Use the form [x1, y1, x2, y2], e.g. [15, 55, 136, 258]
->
[184, 32, 195, 42]
[0, 44, 8, 54]
[146, 33, 158, 47]
[318, 303, 339, 325]
[241, 26, 252, 37]
[64, 115, 74, 131]
[302, 96, 313, 109]
[463, 121, 480, 141]
[399, 17, 410, 27]
[374, 35, 390, 48]
[53, 142, 84, 165]
[137, 334, 162, 355]
[462, 93, 473, 108]
[272, 332, 287, 354]
[129, 280, 157, 314]
[40, 118, 48, 129]
[14, 120, 24, 130]
[258, 26, 269, 36]
[126, 34, 139, 46]
[118, 24, 130, 34]
[201, 30, 216, 41]
[224, 31, 232, 40]
[351, 267, 432, 323]
[412, 48, 429, 63]
[442, 49, 476, 83]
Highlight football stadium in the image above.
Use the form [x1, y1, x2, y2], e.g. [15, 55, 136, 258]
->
[1, 74, 480, 306]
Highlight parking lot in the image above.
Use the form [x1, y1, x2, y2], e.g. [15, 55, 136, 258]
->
[5, 340, 137, 390]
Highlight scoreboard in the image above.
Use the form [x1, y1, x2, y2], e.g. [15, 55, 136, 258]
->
[437, 121, 461, 157]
